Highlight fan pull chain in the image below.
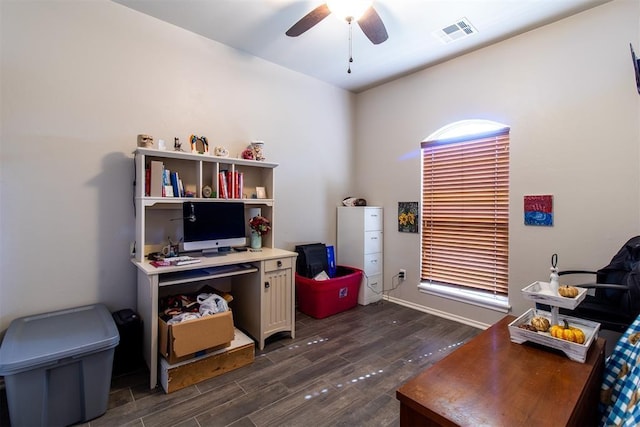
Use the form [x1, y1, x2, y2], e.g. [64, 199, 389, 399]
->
[347, 17, 353, 74]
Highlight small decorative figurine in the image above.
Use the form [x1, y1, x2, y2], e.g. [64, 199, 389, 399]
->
[214, 146, 229, 157]
[189, 135, 209, 154]
[174, 137, 183, 152]
[137, 134, 153, 148]
[550, 253, 559, 294]
[241, 147, 255, 160]
[251, 140, 265, 161]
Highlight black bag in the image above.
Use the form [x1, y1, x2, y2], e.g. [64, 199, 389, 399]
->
[295, 243, 328, 278]
[596, 236, 640, 309]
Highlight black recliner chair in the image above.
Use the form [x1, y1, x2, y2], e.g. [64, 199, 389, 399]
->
[539, 236, 640, 333]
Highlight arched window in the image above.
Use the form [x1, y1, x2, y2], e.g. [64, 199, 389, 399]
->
[418, 120, 510, 312]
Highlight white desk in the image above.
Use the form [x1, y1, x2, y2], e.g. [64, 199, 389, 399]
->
[132, 248, 297, 389]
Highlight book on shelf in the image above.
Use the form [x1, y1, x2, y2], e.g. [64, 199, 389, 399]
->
[218, 171, 229, 199]
[237, 172, 244, 199]
[227, 170, 234, 198]
[163, 169, 172, 197]
[215, 170, 245, 199]
[170, 172, 180, 197]
[178, 179, 185, 197]
[145, 167, 151, 197]
[149, 160, 164, 197]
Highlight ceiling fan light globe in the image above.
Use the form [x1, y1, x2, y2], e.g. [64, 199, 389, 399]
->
[327, 0, 372, 22]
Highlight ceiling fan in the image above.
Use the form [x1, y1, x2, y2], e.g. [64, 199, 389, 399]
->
[286, 1, 389, 45]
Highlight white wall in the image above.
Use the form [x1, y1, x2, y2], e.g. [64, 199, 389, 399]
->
[2, 0, 638, 333]
[355, 0, 640, 326]
[0, 1, 354, 329]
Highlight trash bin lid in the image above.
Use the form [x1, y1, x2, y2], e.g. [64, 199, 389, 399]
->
[0, 304, 120, 375]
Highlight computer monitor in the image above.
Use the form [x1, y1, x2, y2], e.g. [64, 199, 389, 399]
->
[182, 201, 246, 256]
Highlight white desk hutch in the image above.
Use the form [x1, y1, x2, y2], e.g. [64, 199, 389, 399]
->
[131, 148, 296, 389]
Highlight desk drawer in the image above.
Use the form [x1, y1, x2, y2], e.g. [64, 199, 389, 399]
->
[264, 257, 292, 272]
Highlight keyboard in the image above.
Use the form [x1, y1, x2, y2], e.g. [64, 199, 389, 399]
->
[203, 265, 243, 275]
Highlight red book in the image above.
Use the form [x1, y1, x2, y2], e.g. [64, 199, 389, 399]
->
[218, 172, 229, 199]
[150, 260, 171, 268]
[227, 171, 234, 199]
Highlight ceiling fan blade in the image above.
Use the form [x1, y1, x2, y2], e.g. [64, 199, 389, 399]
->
[286, 3, 331, 37]
[357, 6, 388, 45]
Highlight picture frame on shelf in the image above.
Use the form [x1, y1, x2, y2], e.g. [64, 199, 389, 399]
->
[256, 186, 267, 199]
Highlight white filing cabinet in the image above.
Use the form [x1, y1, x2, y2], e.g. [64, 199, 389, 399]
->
[337, 206, 383, 305]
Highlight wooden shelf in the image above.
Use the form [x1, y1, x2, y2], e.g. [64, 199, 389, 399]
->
[135, 147, 278, 169]
[141, 197, 274, 208]
[133, 147, 277, 262]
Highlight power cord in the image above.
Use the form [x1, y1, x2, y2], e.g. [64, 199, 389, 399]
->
[360, 271, 404, 299]
[386, 273, 404, 294]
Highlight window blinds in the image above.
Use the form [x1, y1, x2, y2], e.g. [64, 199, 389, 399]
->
[420, 128, 510, 296]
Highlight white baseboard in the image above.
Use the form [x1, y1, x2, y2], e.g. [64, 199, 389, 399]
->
[384, 295, 491, 330]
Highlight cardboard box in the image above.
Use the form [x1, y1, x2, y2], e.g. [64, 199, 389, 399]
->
[158, 310, 235, 364]
[160, 328, 254, 393]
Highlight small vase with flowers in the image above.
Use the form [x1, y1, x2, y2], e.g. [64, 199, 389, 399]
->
[249, 215, 271, 250]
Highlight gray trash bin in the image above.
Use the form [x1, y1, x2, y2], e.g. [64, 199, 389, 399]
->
[0, 303, 120, 426]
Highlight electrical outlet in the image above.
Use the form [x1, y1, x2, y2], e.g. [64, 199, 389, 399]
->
[399, 269, 406, 280]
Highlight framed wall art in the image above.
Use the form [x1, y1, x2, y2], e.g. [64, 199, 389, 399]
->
[524, 194, 553, 226]
[398, 202, 419, 233]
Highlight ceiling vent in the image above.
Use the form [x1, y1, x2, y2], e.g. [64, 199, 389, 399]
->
[433, 17, 478, 44]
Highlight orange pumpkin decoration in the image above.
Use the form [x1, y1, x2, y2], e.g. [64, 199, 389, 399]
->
[549, 320, 586, 344]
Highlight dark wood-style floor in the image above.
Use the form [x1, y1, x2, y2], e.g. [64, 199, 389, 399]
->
[1, 301, 482, 427]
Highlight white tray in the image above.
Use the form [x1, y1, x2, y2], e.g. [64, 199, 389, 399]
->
[521, 281, 587, 310]
[508, 308, 600, 363]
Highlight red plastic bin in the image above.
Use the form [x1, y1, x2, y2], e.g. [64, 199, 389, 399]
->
[295, 266, 362, 319]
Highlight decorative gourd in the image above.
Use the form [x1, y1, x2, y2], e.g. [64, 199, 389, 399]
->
[549, 320, 585, 344]
[530, 316, 550, 332]
[558, 285, 579, 298]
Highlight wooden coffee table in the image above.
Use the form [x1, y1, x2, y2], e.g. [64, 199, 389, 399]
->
[396, 315, 605, 427]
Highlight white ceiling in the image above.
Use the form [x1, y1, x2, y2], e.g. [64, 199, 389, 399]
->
[114, 0, 610, 93]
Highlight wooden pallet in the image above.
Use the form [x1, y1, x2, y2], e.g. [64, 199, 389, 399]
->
[159, 328, 254, 393]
